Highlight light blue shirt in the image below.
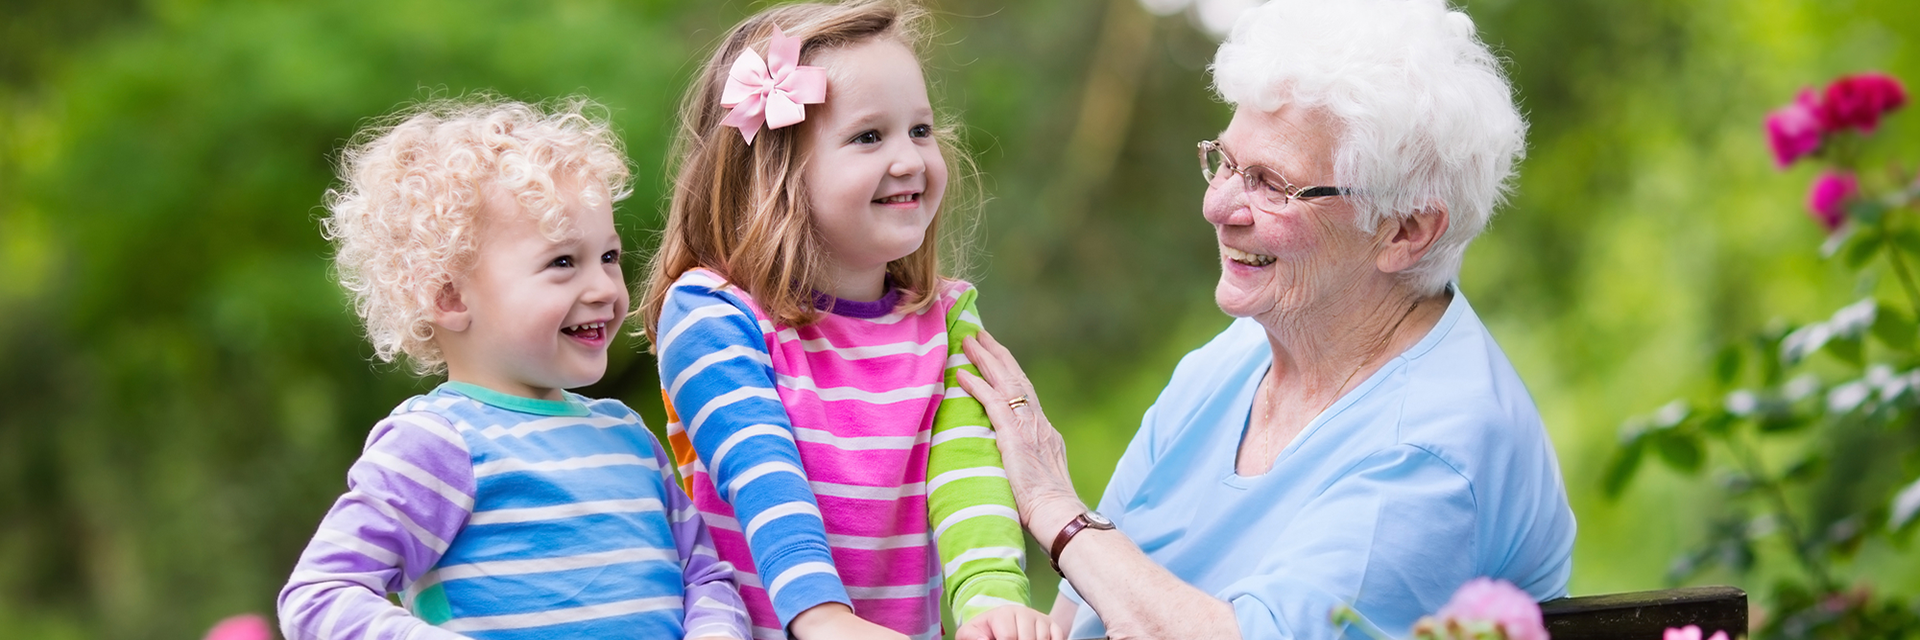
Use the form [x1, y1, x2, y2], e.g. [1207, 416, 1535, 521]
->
[1064, 290, 1574, 640]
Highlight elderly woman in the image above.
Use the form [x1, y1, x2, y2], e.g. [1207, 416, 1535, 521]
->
[953, 1, 1576, 639]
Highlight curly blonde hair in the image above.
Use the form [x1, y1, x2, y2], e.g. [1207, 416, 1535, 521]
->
[322, 96, 632, 374]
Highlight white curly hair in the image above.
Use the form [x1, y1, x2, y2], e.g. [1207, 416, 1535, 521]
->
[321, 96, 632, 374]
[1210, 0, 1526, 294]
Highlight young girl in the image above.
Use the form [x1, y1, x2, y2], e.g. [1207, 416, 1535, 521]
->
[279, 98, 747, 640]
[638, 2, 1058, 640]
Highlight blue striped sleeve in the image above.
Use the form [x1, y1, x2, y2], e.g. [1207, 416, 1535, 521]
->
[656, 277, 850, 627]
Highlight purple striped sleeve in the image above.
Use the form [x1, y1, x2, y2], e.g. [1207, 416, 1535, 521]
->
[661, 443, 751, 639]
[277, 412, 476, 640]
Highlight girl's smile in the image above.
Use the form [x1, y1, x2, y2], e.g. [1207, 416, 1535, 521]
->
[799, 38, 947, 302]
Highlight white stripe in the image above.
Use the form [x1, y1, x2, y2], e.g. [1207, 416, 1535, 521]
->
[472, 453, 656, 477]
[313, 527, 402, 566]
[810, 480, 925, 501]
[793, 427, 923, 451]
[670, 345, 773, 397]
[423, 547, 678, 588]
[355, 493, 450, 552]
[774, 328, 946, 360]
[286, 569, 383, 593]
[726, 461, 808, 503]
[945, 353, 972, 369]
[766, 562, 838, 601]
[658, 301, 752, 354]
[468, 498, 663, 525]
[775, 374, 942, 404]
[932, 426, 996, 446]
[386, 413, 467, 450]
[927, 467, 1006, 494]
[961, 594, 1024, 612]
[825, 532, 926, 550]
[943, 385, 975, 400]
[688, 623, 749, 640]
[934, 505, 1019, 538]
[743, 501, 823, 542]
[440, 596, 681, 632]
[690, 388, 782, 438]
[711, 425, 794, 474]
[847, 583, 938, 600]
[474, 414, 632, 440]
[941, 546, 1024, 576]
[691, 595, 748, 616]
[751, 626, 786, 640]
[703, 513, 742, 532]
[957, 310, 981, 327]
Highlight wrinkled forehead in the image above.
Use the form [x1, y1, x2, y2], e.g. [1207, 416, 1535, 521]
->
[1218, 103, 1341, 179]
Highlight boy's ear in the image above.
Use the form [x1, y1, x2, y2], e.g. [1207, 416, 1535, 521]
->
[431, 282, 471, 332]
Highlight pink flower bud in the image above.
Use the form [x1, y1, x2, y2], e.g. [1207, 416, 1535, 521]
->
[1765, 90, 1825, 168]
[1818, 72, 1908, 133]
[203, 614, 273, 640]
[1806, 171, 1858, 232]
[1434, 578, 1548, 640]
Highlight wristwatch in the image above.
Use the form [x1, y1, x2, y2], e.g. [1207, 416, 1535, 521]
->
[1048, 511, 1116, 576]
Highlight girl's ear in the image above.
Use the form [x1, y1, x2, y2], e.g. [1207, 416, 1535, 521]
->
[432, 282, 472, 332]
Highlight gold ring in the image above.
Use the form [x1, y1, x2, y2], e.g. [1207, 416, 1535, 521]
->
[1007, 395, 1030, 410]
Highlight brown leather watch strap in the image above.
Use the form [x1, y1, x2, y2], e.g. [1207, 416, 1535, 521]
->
[1048, 512, 1115, 576]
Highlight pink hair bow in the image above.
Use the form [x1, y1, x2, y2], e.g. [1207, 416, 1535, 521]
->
[720, 26, 827, 145]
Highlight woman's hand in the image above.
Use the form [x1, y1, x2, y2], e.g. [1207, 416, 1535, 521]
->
[956, 332, 1086, 541]
[788, 603, 908, 640]
[955, 604, 1066, 640]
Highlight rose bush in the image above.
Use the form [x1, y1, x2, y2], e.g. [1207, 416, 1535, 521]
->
[1612, 71, 1920, 640]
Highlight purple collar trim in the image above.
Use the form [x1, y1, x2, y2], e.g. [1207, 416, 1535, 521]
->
[813, 286, 904, 319]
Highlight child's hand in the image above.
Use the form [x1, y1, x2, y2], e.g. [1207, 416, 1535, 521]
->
[788, 602, 909, 640]
[955, 605, 1066, 640]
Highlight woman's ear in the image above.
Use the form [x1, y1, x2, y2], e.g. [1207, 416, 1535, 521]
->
[431, 282, 472, 332]
[1376, 203, 1450, 274]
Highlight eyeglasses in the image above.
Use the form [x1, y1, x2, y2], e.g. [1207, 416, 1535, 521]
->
[1198, 140, 1351, 210]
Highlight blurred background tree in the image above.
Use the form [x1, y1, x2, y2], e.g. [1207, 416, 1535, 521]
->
[3, 0, 1919, 638]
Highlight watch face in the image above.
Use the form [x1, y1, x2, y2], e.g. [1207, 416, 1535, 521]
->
[1085, 512, 1115, 528]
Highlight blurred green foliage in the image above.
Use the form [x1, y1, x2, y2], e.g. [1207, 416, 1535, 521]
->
[5, 0, 1920, 638]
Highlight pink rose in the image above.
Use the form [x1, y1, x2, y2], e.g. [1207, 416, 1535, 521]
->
[1818, 72, 1908, 133]
[1806, 171, 1858, 232]
[1434, 578, 1548, 640]
[203, 614, 273, 640]
[1663, 624, 1730, 640]
[1765, 90, 1825, 168]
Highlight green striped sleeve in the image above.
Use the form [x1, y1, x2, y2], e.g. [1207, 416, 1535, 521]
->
[928, 286, 1031, 623]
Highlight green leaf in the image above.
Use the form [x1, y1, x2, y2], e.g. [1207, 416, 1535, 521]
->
[1713, 343, 1743, 386]
[1845, 228, 1886, 269]
[1871, 302, 1918, 351]
[1602, 435, 1647, 498]
[1890, 223, 1920, 258]
[1827, 335, 1865, 367]
[1652, 429, 1704, 473]
[1850, 198, 1890, 226]
[1782, 453, 1827, 483]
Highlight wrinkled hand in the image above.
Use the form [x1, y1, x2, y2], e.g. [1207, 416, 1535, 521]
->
[955, 604, 1066, 640]
[956, 332, 1085, 536]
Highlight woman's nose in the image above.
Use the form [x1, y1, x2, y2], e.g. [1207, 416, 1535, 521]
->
[1203, 180, 1255, 226]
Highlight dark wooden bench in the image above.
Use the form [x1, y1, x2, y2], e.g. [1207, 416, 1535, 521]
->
[1541, 586, 1747, 640]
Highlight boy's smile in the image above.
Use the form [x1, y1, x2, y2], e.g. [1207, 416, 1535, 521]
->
[432, 183, 627, 401]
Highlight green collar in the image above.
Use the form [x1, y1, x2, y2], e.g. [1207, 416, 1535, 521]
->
[437, 382, 592, 417]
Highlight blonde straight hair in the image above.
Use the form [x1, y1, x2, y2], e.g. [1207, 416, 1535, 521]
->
[637, 0, 978, 346]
